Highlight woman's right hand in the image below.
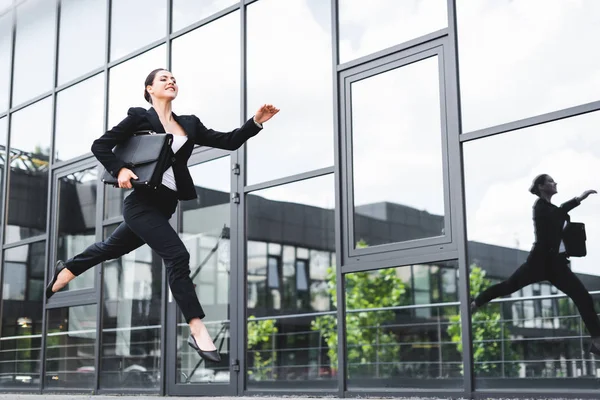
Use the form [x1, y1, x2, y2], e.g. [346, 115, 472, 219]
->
[117, 168, 138, 189]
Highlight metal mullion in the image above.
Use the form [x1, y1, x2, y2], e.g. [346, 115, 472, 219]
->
[342, 250, 458, 275]
[2, 234, 47, 250]
[237, 0, 247, 394]
[44, 289, 97, 309]
[169, 3, 240, 40]
[9, 91, 53, 114]
[243, 166, 334, 193]
[106, 38, 167, 70]
[446, 0, 474, 396]
[460, 100, 600, 143]
[346, 389, 466, 398]
[55, 67, 104, 94]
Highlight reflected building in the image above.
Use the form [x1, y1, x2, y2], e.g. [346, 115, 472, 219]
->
[1, 0, 600, 398]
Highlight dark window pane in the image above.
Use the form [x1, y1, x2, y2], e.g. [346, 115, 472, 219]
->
[464, 111, 600, 389]
[0, 10, 11, 112]
[171, 11, 239, 146]
[108, 45, 166, 128]
[12, 0, 56, 106]
[6, 98, 51, 243]
[58, 0, 106, 85]
[172, 0, 238, 32]
[246, 0, 333, 184]
[110, 0, 166, 61]
[55, 73, 105, 161]
[351, 56, 445, 248]
[457, 1, 600, 132]
[100, 224, 161, 390]
[45, 305, 97, 389]
[0, 242, 45, 388]
[338, 0, 447, 63]
[246, 174, 336, 388]
[56, 168, 98, 292]
[345, 261, 461, 389]
[104, 187, 132, 220]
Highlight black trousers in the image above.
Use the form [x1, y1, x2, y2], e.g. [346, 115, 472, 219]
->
[64, 185, 204, 323]
[474, 253, 600, 337]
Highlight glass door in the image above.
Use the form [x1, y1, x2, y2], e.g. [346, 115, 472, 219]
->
[166, 154, 237, 396]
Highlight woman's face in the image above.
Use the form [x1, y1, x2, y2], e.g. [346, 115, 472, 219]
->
[539, 175, 558, 196]
[147, 70, 178, 102]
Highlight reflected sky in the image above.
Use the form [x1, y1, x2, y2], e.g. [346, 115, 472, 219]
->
[464, 111, 600, 276]
[172, 0, 237, 32]
[339, 0, 447, 63]
[0, 10, 11, 112]
[458, 0, 600, 132]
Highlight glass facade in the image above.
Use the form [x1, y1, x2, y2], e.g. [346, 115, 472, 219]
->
[0, 0, 598, 398]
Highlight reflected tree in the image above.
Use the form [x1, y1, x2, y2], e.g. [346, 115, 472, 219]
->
[447, 265, 520, 377]
[247, 316, 278, 381]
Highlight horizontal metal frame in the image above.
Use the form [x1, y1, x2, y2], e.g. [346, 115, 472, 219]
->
[473, 390, 600, 399]
[337, 28, 449, 72]
[244, 389, 339, 396]
[461, 99, 600, 142]
[346, 389, 466, 398]
[342, 248, 457, 273]
[169, 2, 239, 39]
[340, 41, 454, 261]
[2, 234, 46, 250]
[244, 166, 334, 193]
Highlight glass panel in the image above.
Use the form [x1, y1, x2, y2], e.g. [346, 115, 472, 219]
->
[0, 10, 11, 112]
[172, 0, 238, 32]
[171, 11, 239, 145]
[110, 0, 166, 61]
[12, 0, 56, 106]
[45, 305, 97, 388]
[344, 262, 461, 389]
[246, 0, 333, 184]
[55, 73, 105, 161]
[104, 186, 133, 220]
[108, 45, 166, 129]
[100, 225, 161, 390]
[464, 111, 600, 389]
[338, 0, 447, 63]
[56, 168, 98, 292]
[246, 174, 336, 388]
[177, 156, 231, 384]
[0, 117, 6, 206]
[6, 97, 52, 243]
[0, 242, 45, 388]
[58, 0, 106, 85]
[457, 0, 600, 133]
[0, 1, 12, 14]
[351, 56, 445, 248]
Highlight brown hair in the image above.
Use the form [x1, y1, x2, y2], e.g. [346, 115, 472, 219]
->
[144, 68, 167, 104]
[529, 174, 549, 197]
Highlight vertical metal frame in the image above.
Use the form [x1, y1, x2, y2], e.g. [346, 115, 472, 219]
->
[339, 42, 455, 266]
[446, 0, 473, 396]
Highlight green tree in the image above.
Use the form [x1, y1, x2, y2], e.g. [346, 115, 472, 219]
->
[311, 240, 407, 378]
[247, 316, 278, 381]
[447, 265, 520, 377]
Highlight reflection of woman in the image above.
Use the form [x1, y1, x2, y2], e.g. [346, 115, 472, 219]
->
[471, 174, 600, 355]
[45, 68, 279, 363]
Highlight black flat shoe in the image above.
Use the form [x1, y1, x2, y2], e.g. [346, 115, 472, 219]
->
[187, 335, 221, 363]
[45, 260, 66, 300]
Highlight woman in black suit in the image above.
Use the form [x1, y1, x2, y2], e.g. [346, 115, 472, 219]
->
[471, 174, 600, 355]
[45, 68, 279, 362]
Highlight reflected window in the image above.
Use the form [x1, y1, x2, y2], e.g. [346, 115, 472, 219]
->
[177, 157, 231, 385]
[172, 0, 238, 32]
[171, 11, 239, 143]
[344, 261, 461, 389]
[110, 0, 166, 61]
[0, 242, 45, 388]
[464, 111, 600, 386]
[457, 0, 600, 132]
[108, 46, 166, 128]
[0, 117, 6, 206]
[45, 305, 97, 389]
[58, 0, 106, 85]
[100, 225, 161, 390]
[55, 73, 105, 161]
[246, 174, 336, 388]
[247, 0, 333, 184]
[0, 10, 12, 112]
[339, 0, 447, 63]
[6, 97, 52, 243]
[104, 186, 133, 220]
[56, 168, 98, 292]
[350, 56, 445, 248]
[12, 0, 56, 106]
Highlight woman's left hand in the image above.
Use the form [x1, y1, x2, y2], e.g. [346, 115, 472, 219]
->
[254, 104, 280, 124]
[579, 189, 597, 201]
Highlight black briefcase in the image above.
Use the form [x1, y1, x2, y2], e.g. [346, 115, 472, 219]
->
[563, 222, 587, 257]
[101, 131, 173, 189]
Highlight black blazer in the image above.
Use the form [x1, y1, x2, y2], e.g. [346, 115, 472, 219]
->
[91, 107, 261, 200]
[529, 197, 580, 260]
